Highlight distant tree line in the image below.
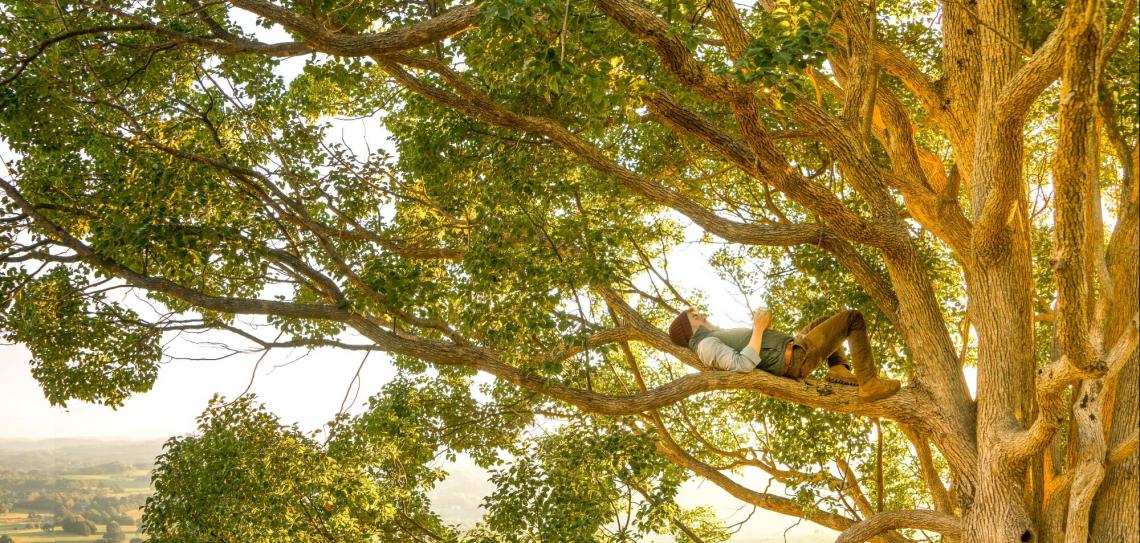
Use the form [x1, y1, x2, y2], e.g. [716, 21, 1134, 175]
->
[0, 469, 145, 538]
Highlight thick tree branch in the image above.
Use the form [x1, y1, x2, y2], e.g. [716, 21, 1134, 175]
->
[225, 1, 481, 56]
[591, 0, 745, 102]
[810, 70, 973, 258]
[646, 417, 894, 539]
[3, 173, 929, 426]
[1009, 315, 1139, 460]
[594, 0, 906, 249]
[706, 0, 751, 60]
[835, 509, 962, 543]
[991, 7, 1075, 124]
[349, 306, 927, 421]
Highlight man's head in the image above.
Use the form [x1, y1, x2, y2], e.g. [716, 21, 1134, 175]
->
[668, 309, 712, 347]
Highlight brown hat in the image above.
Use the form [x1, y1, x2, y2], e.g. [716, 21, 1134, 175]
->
[668, 309, 693, 347]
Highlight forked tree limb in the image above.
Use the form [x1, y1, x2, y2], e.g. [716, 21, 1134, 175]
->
[807, 68, 973, 258]
[991, 4, 1075, 125]
[591, 0, 905, 246]
[645, 416, 914, 543]
[1008, 316, 1139, 460]
[1046, 429, 1140, 498]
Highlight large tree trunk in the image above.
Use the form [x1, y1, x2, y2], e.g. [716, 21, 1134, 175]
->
[1089, 171, 1140, 540]
[959, 0, 1040, 539]
[1089, 354, 1139, 541]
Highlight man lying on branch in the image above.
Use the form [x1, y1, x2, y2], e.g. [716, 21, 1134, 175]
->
[668, 308, 901, 402]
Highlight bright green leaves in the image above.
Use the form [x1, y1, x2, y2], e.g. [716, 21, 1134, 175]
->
[353, 371, 533, 468]
[285, 57, 394, 120]
[470, 0, 643, 135]
[729, 2, 833, 101]
[140, 375, 534, 542]
[1, 267, 160, 407]
[283, 0, 427, 35]
[143, 394, 454, 542]
[382, 90, 675, 363]
[483, 420, 687, 542]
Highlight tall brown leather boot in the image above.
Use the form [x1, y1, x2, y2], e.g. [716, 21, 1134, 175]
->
[847, 314, 901, 401]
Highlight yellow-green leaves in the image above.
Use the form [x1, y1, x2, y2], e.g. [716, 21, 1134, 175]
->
[3, 268, 160, 407]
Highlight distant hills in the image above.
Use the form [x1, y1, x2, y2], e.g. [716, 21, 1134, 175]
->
[0, 439, 164, 473]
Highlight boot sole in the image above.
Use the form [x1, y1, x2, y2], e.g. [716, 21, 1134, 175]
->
[858, 384, 901, 402]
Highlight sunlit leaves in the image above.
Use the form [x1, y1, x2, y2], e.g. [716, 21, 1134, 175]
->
[483, 420, 688, 542]
[143, 394, 454, 542]
[731, 1, 833, 101]
[2, 267, 160, 407]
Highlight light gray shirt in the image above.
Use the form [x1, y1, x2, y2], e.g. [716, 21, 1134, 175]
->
[695, 336, 764, 372]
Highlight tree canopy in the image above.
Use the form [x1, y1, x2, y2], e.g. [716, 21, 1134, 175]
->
[1, 0, 1137, 542]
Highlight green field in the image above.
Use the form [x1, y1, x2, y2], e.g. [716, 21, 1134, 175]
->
[0, 512, 143, 543]
[0, 465, 151, 543]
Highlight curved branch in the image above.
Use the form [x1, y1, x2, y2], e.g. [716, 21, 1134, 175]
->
[648, 417, 909, 543]
[226, 1, 481, 56]
[1009, 315, 1139, 460]
[648, 418, 881, 538]
[595, 0, 902, 249]
[344, 313, 924, 420]
[376, 55, 873, 253]
[869, 42, 948, 129]
[835, 509, 961, 543]
[993, 5, 1076, 126]
[641, 91, 902, 325]
[0, 177, 348, 322]
[0, 24, 127, 82]
[3, 171, 925, 424]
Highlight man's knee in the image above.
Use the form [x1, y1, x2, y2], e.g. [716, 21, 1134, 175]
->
[800, 316, 830, 335]
[843, 309, 865, 330]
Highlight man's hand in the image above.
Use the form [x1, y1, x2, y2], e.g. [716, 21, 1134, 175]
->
[747, 308, 771, 354]
[752, 308, 772, 329]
